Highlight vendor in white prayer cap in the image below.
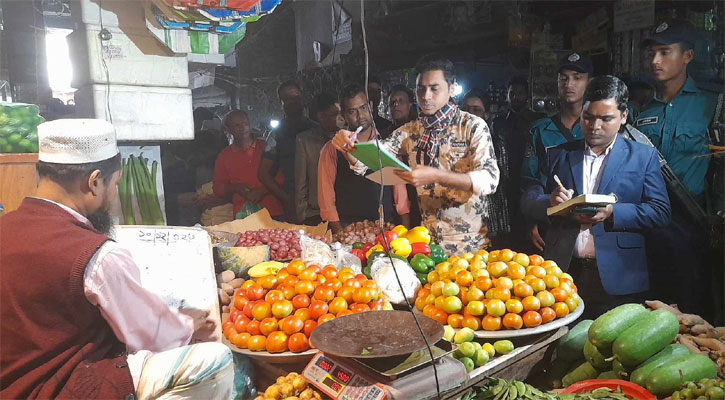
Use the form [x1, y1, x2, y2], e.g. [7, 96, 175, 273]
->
[0, 119, 235, 400]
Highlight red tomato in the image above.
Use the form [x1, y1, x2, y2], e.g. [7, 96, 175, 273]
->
[299, 267, 318, 282]
[231, 332, 250, 349]
[431, 308, 449, 325]
[264, 290, 285, 304]
[336, 309, 354, 318]
[246, 319, 262, 336]
[233, 296, 249, 311]
[343, 278, 362, 289]
[352, 288, 373, 304]
[321, 266, 338, 280]
[288, 333, 310, 353]
[292, 294, 311, 309]
[328, 297, 349, 315]
[271, 300, 294, 319]
[242, 301, 256, 319]
[318, 313, 336, 324]
[259, 317, 278, 336]
[265, 331, 289, 353]
[368, 299, 385, 311]
[337, 287, 355, 303]
[222, 320, 234, 333]
[294, 308, 311, 322]
[252, 302, 272, 321]
[313, 286, 336, 302]
[294, 280, 315, 296]
[281, 316, 304, 335]
[303, 319, 317, 337]
[233, 316, 249, 333]
[539, 307, 556, 324]
[523, 311, 542, 328]
[349, 303, 370, 314]
[246, 284, 266, 301]
[229, 309, 242, 323]
[309, 300, 329, 320]
[247, 335, 266, 351]
[281, 286, 296, 300]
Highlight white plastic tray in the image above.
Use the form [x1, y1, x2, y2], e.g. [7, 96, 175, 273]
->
[472, 302, 584, 339]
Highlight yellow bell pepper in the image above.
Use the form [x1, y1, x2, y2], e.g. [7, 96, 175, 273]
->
[366, 244, 385, 259]
[391, 225, 408, 237]
[405, 226, 431, 244]
[389, 237, 412, 258]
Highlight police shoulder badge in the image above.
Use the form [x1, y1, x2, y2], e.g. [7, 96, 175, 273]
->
[568, 53, 580, 62]
[655, 22, 668, 33]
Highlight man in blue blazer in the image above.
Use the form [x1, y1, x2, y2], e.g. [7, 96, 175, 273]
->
[531, 76, 671, 318]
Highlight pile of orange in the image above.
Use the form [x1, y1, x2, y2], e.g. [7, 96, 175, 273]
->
[415, 249, 582, 331]
[223, 260, 391, 353]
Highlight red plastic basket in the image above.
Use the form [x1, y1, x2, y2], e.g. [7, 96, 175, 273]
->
[562, 379, 656, 400]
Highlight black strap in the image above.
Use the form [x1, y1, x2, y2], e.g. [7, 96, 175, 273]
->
[551, 114, 577, 142]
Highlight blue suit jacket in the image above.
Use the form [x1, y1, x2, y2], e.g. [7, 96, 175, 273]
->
[533, 136, 671, 295]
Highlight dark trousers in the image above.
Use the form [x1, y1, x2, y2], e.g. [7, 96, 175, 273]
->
[568, 257, 649, 321]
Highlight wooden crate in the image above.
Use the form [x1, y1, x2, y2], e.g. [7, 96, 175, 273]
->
[0, 154, 38, 213]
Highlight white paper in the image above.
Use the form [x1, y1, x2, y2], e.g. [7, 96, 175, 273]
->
[365, 167, 408, 186]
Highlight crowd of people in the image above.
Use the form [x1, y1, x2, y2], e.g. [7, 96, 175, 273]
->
[212, 20, 722, 319]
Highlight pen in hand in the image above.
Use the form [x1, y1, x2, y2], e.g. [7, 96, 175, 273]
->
[554, 174, 567, 191]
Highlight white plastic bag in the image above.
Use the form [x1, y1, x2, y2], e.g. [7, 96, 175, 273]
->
[371, 257, 421, 305]
[299, 232, 334, 267]
[331, 242, 362, 274]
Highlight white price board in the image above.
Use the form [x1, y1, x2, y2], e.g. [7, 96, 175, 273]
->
[114, 225, 221, 341]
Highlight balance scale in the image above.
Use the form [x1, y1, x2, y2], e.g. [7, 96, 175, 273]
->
[304, 311, 468, 400]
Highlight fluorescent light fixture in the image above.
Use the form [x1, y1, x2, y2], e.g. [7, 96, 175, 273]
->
[270, 119, 280, 129]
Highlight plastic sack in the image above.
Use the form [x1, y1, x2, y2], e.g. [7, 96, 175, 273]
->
[330, 242, 362, 274]
[231, 353, 256, 399]
[370, 257, 421, 305]
[300, 232, 335, 268]
[0, 102, 43, 153]
[235, 201, 262, 220]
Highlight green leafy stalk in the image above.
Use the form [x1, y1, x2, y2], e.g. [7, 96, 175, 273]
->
[130, 155, 152, 224]
[134, 154, 164, 225]
[119, 158, 135, 224]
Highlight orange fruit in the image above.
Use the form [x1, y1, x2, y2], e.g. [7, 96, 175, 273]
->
[474, 276, 493, 292]
[482, 315, 502, 331]
[455, 270, 474, 287]
[522, 295, 541, 311]
[550, 288, 569, 303]
[507, 264, 526, 280]
[247, 335, 267, 351]
[505, 299, 524, 314]
[523, 311, 542, 328]
[462, 315, 481, 330]
[554, 302, 570, 318]
[287, 260, 305, 276]
[502, 313, 523, 330]
[514, 282, 534, 298]
[499, 249, 515, 262]
[447, 313, 464, 328]
[539, 307, 556, 323]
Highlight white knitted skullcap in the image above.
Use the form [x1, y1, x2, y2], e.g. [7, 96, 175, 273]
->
[38, 119, 119, 164]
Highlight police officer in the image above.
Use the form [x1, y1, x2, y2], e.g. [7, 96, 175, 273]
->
[521, 52, 593, 252]
[635, 20, 720, 316]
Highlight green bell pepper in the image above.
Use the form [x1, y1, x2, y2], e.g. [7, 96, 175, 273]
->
[416, 272, 428, 285]
[429, 243, 448, 264]
[352, 241, 365, 250]
[410, 253, 435, 273]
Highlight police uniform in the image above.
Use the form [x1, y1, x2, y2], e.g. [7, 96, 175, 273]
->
[520, 52, 590, 232]
[637, 20, 720, 316]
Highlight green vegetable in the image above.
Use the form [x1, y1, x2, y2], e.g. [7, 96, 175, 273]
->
[127, 154, 164, 225]
[613, 309, 680, 368]
[588, 303, 648, 357]
[562, 361, 598, 387]
[429, 243, 448, 264]
[597, 371, 618, 379]
[352, 242, 364, 250]
[415, 272, 428, 284]
[630, 344, 691, 386]
[410, 253, 435, 273]
[612, 358, 631, 380]
[557, 319, 593, 362]
[119, 158, 135, 224]
[646, 354, 718, 397]
[584, 340, 611, 371]
[545, 357, 579, 389]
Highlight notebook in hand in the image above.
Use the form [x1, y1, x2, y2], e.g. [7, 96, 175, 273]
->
[547, 193, 617, 217]
[353, 141, 410, 172]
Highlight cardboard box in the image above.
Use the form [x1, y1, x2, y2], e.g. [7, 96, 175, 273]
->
[207, 208, 331, 242]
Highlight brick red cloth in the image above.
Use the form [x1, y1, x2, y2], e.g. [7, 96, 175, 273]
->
[1, 198, 135, 399]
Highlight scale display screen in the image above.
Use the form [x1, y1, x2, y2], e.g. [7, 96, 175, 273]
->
[331, 366, 352, 384]
[315, 356, 334, 372]
[322, 376, 343, 393]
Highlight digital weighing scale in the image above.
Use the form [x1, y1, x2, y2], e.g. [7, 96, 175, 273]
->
[305, 310, 469, 400]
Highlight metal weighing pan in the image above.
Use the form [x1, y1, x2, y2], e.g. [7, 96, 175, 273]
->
[350, 339, 457, 379]
[309, 310, 443, 359]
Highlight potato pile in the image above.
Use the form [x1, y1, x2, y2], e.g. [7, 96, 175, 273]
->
[332, 220, 394, 245]
[217, 269, 243, 314]
[646, 301, 725, 378]
[254, 372, 322, 400]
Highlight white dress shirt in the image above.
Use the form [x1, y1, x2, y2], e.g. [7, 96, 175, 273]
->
[574, 136, 617, 259]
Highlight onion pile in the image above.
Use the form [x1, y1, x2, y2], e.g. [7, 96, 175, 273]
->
[332, 220, 395, 245]
[235, 229, 327, 260]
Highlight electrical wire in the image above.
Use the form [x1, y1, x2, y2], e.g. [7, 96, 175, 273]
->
[359, 1, 442, 398]
[98, 0, 112, 124]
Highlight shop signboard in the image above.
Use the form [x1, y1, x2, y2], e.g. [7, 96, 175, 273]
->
[614, 0, 654, 33]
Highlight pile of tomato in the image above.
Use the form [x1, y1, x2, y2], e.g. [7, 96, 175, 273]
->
[223, 260, 391, 353]
[415, 249, 582, 331]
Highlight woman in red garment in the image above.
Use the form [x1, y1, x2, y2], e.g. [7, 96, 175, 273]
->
[213, 110, 284, 217]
